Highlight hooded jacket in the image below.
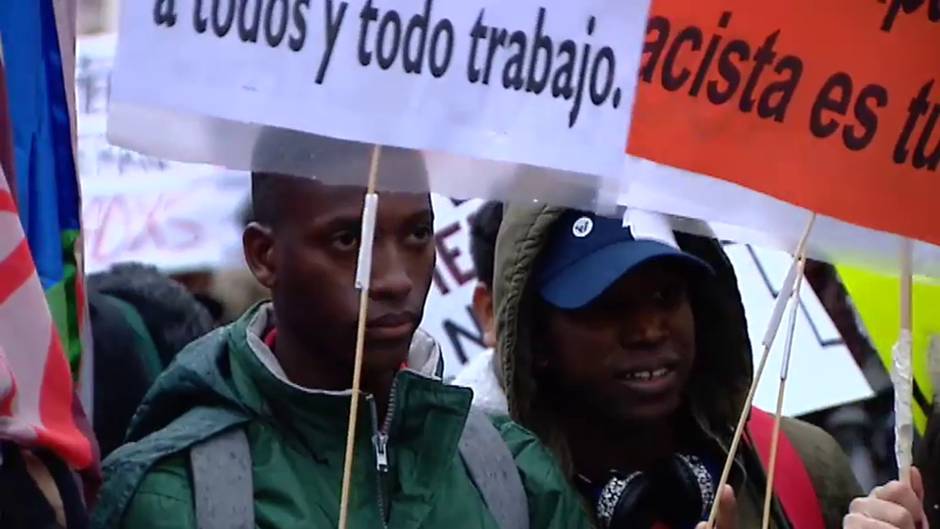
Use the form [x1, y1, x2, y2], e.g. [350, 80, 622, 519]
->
[91, 303, 592, 529]
[490, 205, 862, 529]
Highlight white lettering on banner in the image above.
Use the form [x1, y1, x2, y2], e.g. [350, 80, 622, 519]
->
[109, 0, 651, 199]
[423, 203, 873, 416]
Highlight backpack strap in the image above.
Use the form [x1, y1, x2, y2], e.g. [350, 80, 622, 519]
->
[458, 409, 530, 529]
[190, 428, 254, 529]
[747, 407, 826, 529]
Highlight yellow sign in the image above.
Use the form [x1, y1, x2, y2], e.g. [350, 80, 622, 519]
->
[838, 267, 940, 432]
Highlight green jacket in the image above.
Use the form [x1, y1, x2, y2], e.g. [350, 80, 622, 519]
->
[491, 205, 864, 529]
[92, 304, 591, 529]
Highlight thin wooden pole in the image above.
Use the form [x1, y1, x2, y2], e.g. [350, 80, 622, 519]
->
[338, 145, 383, 529]
[760, 257, 806, 529]
[706, 213, 816, 529]
[896, 238, 914, 484]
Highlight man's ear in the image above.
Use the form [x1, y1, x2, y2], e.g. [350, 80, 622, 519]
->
[243, 222, 277, 289]
[472, 282, 497, 348]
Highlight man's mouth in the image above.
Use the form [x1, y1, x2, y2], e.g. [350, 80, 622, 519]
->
[613, 361, 681, 393]
[617, 366, 673, 381]
[365, 312, 417, 341]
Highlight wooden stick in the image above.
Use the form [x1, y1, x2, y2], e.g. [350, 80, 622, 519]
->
[897, 238, 914, 485]
[760, 257, 805, 529]
[338, 145, 383, 529]
[706, 213, 816, 529]
[901, 239, 913, 333]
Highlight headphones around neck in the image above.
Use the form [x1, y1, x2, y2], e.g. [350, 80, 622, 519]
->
[587, 454, 716, 529]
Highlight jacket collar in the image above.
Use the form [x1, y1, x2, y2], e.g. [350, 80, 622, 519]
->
[226, 304, 472, 465]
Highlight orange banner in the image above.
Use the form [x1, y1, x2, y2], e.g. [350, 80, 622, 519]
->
[628, 0, 940, 246]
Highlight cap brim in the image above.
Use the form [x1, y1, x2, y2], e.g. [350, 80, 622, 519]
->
[538, 240, 714, 310]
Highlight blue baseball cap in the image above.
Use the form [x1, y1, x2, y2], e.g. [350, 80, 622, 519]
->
[536, 211, 714, 310]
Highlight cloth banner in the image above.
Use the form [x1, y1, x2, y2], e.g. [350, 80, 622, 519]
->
[621, 0, 940, 277]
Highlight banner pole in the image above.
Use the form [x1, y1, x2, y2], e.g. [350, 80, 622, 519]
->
[760, 256, 806, 529]
[895, 238, 914, 484]
[706, 212, 816, 529]
[338, 145, 383, 529]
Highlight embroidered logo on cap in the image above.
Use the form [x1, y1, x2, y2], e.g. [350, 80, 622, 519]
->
[572, 217, 593, 238]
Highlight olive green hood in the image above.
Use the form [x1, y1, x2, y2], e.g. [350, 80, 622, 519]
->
[491, 205, 753, 471]
[490, 206, 863, 529]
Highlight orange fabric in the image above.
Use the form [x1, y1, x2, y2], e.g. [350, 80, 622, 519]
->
[747, 408, 825, 529]
[629, 0, 940, 245]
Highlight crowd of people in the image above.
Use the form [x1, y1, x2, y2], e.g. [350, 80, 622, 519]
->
[4, 144, 934, 529]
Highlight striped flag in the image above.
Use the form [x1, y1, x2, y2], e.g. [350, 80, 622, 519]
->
[0, 165, 93, 469]
[1, 0, 90, 381]
[0, 0, 95, 470]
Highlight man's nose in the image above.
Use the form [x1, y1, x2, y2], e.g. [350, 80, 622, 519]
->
[619, 308, 669, 348]
[368, 240, 413, 301]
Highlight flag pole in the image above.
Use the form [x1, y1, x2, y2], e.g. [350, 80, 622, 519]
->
[338, 144, 383, 529]
[760, 256, 806, 529]
[895, 238, 914, 484]
[706, 212, 816, 529]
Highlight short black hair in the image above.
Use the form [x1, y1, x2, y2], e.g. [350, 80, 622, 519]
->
[250, 171, 303, 228]
[88, 263, 215, 367]
[249, 126, 429, 227]
[469, 201, 503, 286]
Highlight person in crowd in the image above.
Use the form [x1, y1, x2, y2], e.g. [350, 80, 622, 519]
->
[0, 439, 91, 529]
[467, 205, 862, 529]
[453, 201, 506, 412]
[918, 400, 940, 529]
[91, 140, 592, 529]
[89, 263, 216, 369]
[88, 264, 215, 458]
[843, 467, 928, 529]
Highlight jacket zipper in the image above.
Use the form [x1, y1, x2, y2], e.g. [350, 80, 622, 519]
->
[368, 378, 400, 528]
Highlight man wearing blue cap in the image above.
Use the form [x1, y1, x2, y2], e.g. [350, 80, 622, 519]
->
[469, 205, 862, 529]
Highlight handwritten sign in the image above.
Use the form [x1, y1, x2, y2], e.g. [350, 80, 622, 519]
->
[78, 34, 249, 274]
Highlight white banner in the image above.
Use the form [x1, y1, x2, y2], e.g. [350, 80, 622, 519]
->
[620, 158, 940, 279]
[108, 0, 650, 208]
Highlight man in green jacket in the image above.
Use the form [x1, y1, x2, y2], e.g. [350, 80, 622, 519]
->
[91, 144, 591, 529]
[480, 205, 863, 529]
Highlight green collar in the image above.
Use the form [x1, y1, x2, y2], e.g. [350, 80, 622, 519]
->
[225, 304, 474, 466]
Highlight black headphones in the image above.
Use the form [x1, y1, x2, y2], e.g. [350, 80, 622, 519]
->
[585, 454, 716, 529]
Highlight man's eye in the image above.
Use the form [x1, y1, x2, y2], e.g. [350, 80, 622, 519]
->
[652, 284, 684, 306]
[331, 230, 359, 251]
[408, 224, 433, 244]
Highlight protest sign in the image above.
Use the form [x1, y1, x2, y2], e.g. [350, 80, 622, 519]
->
[631, 0, 940, 244]
[621, 0, 940, 277]
[421, 196, 487, 369]
[78, 34, 250, 274]
[109, 0, 650, 208]
[838, 267, 940, 432]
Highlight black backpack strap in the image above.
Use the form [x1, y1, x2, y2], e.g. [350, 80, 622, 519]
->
[458, 409, 530, 529]
[190, 428, 254, 529]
